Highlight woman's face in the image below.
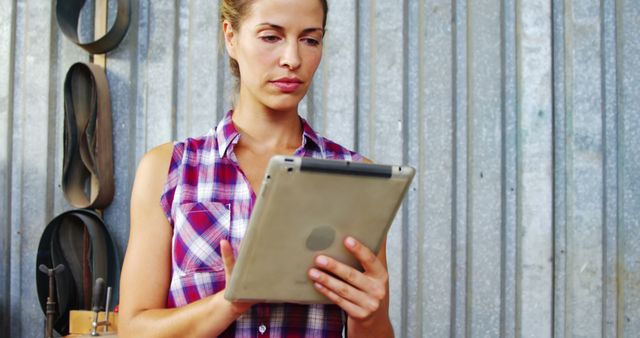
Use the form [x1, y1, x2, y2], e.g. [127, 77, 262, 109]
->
[224, 0, 325, 112]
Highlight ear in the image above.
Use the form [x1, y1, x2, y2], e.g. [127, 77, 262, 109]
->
[223, 20, 237, 59]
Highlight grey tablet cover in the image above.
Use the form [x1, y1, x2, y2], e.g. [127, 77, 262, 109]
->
[225, 156, 415, 304]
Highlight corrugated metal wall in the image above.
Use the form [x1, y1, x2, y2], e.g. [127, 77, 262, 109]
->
[1, 0, 638, 337]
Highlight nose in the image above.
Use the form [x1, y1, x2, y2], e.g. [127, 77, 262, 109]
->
[279, 40, 301, 70]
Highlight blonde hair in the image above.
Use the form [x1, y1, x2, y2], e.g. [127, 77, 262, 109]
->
[220, 0, 329, 78]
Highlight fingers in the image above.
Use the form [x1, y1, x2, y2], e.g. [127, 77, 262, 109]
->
[220, 239, 235, 280]
[343, 237, 386, 278]
[309, 265, 385, 320]
[308, 237, 389, 320]
[309, 254, 387, 301]
[313, 254, 369, 293]
[218, 240, 256, 315]
[312, 281, 379, 320]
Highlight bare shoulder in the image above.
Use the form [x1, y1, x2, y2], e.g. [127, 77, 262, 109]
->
[131, 142, 175, 198]
[129, 142, 176, 232]
[142, 142, 175, 164]
[135, 142, 175, 181]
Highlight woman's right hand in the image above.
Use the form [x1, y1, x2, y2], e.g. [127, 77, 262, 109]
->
[219, 239, 255, 315]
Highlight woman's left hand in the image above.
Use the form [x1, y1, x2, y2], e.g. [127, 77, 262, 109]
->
[308, 236, 388, 322]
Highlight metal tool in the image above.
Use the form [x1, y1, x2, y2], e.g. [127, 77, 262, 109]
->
[38, 264, 65, 338]
[90, 278, 113, 336]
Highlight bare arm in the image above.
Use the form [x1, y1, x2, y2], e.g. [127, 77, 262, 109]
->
[118, 143, 252, 338]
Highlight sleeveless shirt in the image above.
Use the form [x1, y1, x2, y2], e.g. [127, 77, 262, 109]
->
[160, 110, 364, 337]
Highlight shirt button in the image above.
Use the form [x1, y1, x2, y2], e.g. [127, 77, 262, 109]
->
[258, 324, 267, 334]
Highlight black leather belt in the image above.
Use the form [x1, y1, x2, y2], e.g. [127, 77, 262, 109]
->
[56, 0, 131, 54]
[62, 62, 114, 209]
[36, 209, 120, 336]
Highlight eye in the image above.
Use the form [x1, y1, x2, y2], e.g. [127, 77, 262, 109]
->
[302, 38, 321, 47]
[259, 35, 281, 43]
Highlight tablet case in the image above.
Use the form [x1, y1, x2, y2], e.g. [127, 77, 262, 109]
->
[225, 156, 415, 303]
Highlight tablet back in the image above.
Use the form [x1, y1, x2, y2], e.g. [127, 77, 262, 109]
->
[225, 156, 415, 303]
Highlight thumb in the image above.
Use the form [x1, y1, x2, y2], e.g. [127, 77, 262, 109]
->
[220, 239, 235, 281]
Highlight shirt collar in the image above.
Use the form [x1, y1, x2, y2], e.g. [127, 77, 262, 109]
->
[215, 110, 324, 158]
[216, 110, 241, 159]
[300, 117, 323, 153]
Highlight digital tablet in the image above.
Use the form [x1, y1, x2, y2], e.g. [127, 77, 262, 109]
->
[225, 156, 415, 303]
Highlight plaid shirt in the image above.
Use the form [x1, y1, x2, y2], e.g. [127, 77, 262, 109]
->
[160, 110, 364, 337]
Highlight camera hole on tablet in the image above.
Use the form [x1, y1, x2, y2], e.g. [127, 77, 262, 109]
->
[306, 226, 336, 251]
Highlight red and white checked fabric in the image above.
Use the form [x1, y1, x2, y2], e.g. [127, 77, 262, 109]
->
[160, 110, 364, 337]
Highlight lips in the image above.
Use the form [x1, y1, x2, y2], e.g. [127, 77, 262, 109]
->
[270, 77, 303, 93]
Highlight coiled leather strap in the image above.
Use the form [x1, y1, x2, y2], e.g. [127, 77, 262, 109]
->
[36, 209, 120, 336]
[56, 0, 131, 54]
[62, 62, 114, 209]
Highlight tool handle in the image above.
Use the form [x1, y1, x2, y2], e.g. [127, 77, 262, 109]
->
[91, 278, 105, 312]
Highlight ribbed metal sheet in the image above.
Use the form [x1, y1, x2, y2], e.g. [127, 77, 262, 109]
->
[1, 1, 638, 337]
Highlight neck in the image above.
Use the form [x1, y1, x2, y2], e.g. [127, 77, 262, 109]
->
[232, 98, 303, 153]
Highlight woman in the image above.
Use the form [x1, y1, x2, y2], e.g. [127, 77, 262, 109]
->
[119, 0, 394, 337]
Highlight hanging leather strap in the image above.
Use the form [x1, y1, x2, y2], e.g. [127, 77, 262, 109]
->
[62, 62, 114, 209]
[56, 0, 131, 54]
